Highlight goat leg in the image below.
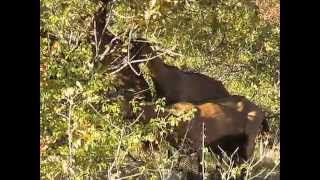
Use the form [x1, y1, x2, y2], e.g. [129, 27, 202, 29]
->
[196, 150, 204, 179]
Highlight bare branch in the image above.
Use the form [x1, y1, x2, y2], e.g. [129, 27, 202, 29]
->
[68, 31, 73, 46]
[112, 10, 136, 19]
[263, 162, 279, 179]
[130, 51, 168, 64]
[115, 172, 143, 180]
[109, 56, 131, 75]
[57, 112, 68, 120]
[108, 39, 169, 75]
[248, 169, 266, 180]
[109, 56, 124, 66]
[201, 121, 206, 178]
[157, 48, 184, 57]
[87, 102, 121, 131]
[97, 44, 111, 61]
[97, 4, 114, 52]
[128, 110, 144, 128]
[126, 27, 141, 76]
[108, 128, 125, 178]
[132, 88, 151, 96]
[93, 20, 99, 57]
[65, 33, 85, 60]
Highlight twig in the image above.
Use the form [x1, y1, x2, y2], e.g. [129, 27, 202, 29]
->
[56, 95, 78, 178]
[87, 102, 121, 131]
[65, 32, 85, 60]
[130, 51, 168, 64]
[93, 3, 114, 59]
[57, 112, 68, 120]
[109, 56, 131, 75]
[165, 156, 176, 179]
[157, 48, 184, 57]
[162, 110, 195, 177]
[115, 172, 143, 180]
[109, 56, 124, 66]
[97, 36, 122, 62]
[248, 168, 266, 180]
[126, 27, 141, 76]
[201, 121, 206, 179]
[97, 44, 111, 61]
[67, 98, 74, 178]
[132, 88, 151, 96]
[97, 5, 114, 52]
[108, 128, 125, 179]
[68, 31, 73, 46]
[264, 162, 279, 179]
[122, 146, 146, 165]
[251, 153, 265, 168]
[245, 153, 257, 179]
[128, 110, 144, 128]
[112, 10, 136, 19]
[109, 51, 167, 75]
[93, 20, 99, 57]
[245, 153, 266, 180]
[160, 112, 194, 178]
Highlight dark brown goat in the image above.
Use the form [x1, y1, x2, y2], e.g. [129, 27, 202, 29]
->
[130, 39, 231, 105]
[139, 95, 265, 162]
[89, 6, 122, 66]
[89, 7, 152, 118]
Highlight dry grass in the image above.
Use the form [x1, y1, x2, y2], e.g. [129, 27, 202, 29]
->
[105, 131, 280, 180]
[256, 0, 280, 24]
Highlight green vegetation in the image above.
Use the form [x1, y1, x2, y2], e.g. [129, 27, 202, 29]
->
[41, 0, 279, 179]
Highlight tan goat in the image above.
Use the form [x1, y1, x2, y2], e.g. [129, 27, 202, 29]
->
[139, 95, 265, 161]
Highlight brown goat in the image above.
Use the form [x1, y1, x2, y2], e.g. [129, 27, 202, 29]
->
[130, 39, 231, 105]
[89, 6, 122, 64]
[139, 95, 264, 162]
[89, 8, 152, 118]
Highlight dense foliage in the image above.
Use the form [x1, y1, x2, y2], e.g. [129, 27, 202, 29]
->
[41, 0, 279, 179]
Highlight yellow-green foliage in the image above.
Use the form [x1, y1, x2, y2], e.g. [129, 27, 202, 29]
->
[41, 0, 279, 179]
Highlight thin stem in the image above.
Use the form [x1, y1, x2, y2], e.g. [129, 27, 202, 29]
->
[126, 27, 140, 76]
[115, 172, 143, 180]
[248, 168, 266, 180]
[264, 162, 279, 179]
[108, 128, 125, 178]
[87, 102, 121, 131]
[112, 10, 136, 19]
[128, 110, 144, 128]
[67, 98, 74, 178]
[93, 20, 99, 57]
[97, 4, 113, 52]
[109, 51, 167, 75]
[202, 121, 206, 179]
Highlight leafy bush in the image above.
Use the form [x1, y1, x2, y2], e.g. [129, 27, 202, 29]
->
[41, 0, 279, 179]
